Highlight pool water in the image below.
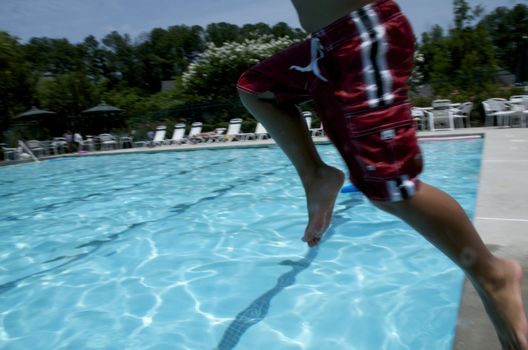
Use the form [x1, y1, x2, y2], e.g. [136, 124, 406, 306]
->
[0, 140, 482, 350]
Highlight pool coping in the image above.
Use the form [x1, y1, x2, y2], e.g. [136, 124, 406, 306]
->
[2, 127, 527, 348]
[0, 129, 487, 164]
[453, 127, 528, 350]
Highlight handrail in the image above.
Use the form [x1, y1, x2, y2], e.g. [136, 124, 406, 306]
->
[18, 140, 40, 163]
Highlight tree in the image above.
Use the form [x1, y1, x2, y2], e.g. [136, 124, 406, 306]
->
[101, 31, 144, 90]
[36, 72, 100, 117]
[416, 1, 497, 98]
[271, 22, 305, 40]
[206, 23, 240, 46]
[23, 37, 84, 74]
[80, 35, 108, 81]
[480, 4, 528, 81]
[136, 25, 205, 91]
[0, 32, 34, 141]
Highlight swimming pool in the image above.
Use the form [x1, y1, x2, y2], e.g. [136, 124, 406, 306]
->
[0, 139, 482, 350]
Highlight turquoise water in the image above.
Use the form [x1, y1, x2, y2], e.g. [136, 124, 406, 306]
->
[0, 140, 482, 350]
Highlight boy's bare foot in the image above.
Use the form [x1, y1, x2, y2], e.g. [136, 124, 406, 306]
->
[302, 165, 345, 247]
[475, 258, 528, 350]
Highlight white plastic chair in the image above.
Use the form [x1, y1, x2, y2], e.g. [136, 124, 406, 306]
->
[2, 146, 19, 161]
[509, 95, 528, 103]
[506, 102, 527, 128]
[26, 140, 47, 156]
[482, 98, 516, 127]
[98, 134, 117, 150]
[425, 100, 455, 131]
[452, 102, 473, 128]
[411, 107, 427, 130]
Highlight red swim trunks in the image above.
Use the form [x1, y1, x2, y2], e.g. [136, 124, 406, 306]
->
[237, 0, 422, 201]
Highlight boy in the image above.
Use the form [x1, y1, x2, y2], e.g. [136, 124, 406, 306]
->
[236, 0, 528, 348]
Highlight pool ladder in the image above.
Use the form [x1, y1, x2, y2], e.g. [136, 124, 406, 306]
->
[18, 140, 40, 163]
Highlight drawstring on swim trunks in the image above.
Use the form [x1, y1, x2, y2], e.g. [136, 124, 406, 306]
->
[289, 37, 328, 82]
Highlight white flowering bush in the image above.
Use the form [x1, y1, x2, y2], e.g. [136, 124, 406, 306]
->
[409, 49, 426, 92]
[182, 35, 297, 99]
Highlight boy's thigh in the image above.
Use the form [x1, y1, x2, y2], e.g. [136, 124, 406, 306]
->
[237, 40, 314, 105]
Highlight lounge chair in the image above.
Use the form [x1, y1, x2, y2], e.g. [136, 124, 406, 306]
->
[167, 124, 186, 145]
[310, 121, 324, 137]
[254, 123, 270, 140]
[303, 111, 313, 130]
[238, 122, 270, 141]
[216, 118, 243, 142]
[187, 122, 204, 143]
[151, 126, 167, 146]
[302, 111, 324, 136]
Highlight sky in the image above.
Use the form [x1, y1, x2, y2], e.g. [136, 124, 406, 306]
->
[0, 0, 525, 44]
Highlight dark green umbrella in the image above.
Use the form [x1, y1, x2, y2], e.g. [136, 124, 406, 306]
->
[82, 102, 123, 114]
[81, 102, 124, 133]
[13, 106, 60, 139]
[14, 106, 56, 120]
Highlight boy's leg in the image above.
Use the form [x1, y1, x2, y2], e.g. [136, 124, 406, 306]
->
[238, 90, 344, 247]
[373, 182, 528, 350]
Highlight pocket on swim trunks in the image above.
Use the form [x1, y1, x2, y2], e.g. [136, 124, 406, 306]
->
[345, 112, 422, 181]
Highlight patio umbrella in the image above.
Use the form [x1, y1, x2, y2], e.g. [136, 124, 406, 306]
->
[12, 106, 61, 138]
[82, 102, 123, 114]
[80, 102, 125, 134]
[14, 106, 56, 120]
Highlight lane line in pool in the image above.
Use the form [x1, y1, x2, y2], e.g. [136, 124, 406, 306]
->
[476, 217, 528, 223]
[0, 158, 236, 222]
[0, 163, 288, 295]
[216, 198, 363, 350]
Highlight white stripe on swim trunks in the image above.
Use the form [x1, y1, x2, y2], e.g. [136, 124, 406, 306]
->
[364, 4, 394, 105]
[351, 11, 378, 108]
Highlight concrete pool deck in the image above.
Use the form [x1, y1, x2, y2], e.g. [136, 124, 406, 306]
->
[451, 128, 528, 350]
[2, 127, 527, 348]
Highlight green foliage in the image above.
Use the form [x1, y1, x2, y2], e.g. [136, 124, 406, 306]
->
[0, 32, 34, 141]
[182, 36, 297, 100]
[416, 1, 498, 99]
[206, 21, 306, 47]
[136, 25, 206, 91]
[2, 6, 527, 141]
[481, 4, 528, 81]
[36, 72, 100, 116]
[23, 37, 85, 74]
